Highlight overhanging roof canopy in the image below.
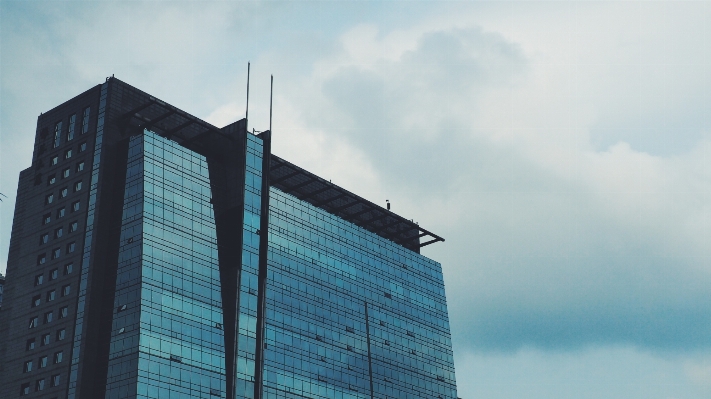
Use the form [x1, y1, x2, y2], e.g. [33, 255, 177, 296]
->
[117, 99, 445, 253]
[269, 156, 444, 253]
[116, 97, 235, 155]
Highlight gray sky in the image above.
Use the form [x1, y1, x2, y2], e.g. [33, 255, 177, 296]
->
[2, 1, 711, 398]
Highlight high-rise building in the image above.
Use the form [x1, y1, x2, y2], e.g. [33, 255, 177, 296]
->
[0, 77, 457, 399]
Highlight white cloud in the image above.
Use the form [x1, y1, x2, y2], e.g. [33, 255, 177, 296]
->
[4, 2, 711, 398]
[265, 5, 711, 353]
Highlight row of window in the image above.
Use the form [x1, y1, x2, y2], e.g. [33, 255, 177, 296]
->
[50, 107, 90, 149]
[47, 161, 85, 186]
[26, 328, 67, 351]
[31, 284, 71, 307]
[48, 142, 87, 168]
[39, 222, 79, 244]
[35, 141, 87, 177]
[19, 374, 61, 396]
[23, 350, 64, 373]
[34, 263, 73, 287]
[37, 242, 77, 265]
[33, 143, 88, 186]
[45, 180, 83, 205]
[28, 306, 69, 328]
[41, 201, 81, 226]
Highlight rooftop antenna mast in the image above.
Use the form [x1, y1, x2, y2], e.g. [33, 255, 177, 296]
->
[269, 75, 273, 132]
[246, 62, 251, 123]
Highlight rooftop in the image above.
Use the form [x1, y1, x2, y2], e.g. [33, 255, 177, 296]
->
[112, 78, 444, 253]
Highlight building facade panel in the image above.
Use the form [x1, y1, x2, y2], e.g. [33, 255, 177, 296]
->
[0, 84, 101, 399]
[104, 131, 227, 399]
[263, 188, 457, 399]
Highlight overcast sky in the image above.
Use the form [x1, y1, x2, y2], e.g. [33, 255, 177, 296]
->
[2, 1, 711, 398]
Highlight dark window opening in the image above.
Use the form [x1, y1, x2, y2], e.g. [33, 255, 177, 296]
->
[67, 114, 76, 141]
[81, 107, 90, 134]
[53, 121, 62, 148]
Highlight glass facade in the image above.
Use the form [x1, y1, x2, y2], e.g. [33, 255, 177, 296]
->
[234, 133, 265, 398]
[263, 189, 457, 399]
[98, 129, 456, 399]
[68, 81, 108, 399]
[104, 131, 226, 399]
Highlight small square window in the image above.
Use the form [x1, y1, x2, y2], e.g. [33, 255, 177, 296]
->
[34, 274, 44, 286]
[56, 328, 66, 341]
[62, 285, 71, 297]
[39, 233, 49, 245]
[69, 221, 78, 232]
[50, 374, 61, 387]
[51, 247, 61, 259]
[36, 378, 45, 391]
[53, 351, 63, 364]
[20, 382, 30, 396]
[41, 333, 50, 346]
[44, 311, 53, 324]
[64, 149, 72, 159]
[74, 181, 82, 192]
[79, 142, 87, 152]
[57, 207, 66, 218]
[23, 360, 33, 373]
[45, 194, 54, 205]
[39, 356, 48, 368]
[71, 201, 80, 212]
[54, 227, 63, 239]
[47, 174, 56, 185]
[63, 263, 73, 275]
[60, 187, 68, 198]
[59, 306, 68, 319]
[76, 161, 85, 172]
[31, 295, 41, 308]
[42, 213, 51, 225]
[49, 269, 58, 281]
[67, 242, 76, 253]
[26, 339, 36, 350]
[50, 156, 59, 166]
[37, 254, 47, 265]
[29, 317, 38, 329]
[62, 168, 70, 178]
[46, 290, 56, 302]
